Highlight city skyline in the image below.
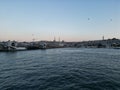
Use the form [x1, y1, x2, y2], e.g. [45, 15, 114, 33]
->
[0, 0, 120, 42]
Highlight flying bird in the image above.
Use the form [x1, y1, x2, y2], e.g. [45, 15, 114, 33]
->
[88, 18, 90, 20]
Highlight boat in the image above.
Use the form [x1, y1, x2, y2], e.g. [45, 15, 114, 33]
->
[113, 47, 120, 49]
[26, 45, 40, 50]
[0, 41, 26, 51]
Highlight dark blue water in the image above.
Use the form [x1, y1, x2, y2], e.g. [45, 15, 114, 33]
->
[0, 48, 120, 90]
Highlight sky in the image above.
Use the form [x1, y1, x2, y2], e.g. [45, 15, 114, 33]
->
[0, 0, 120, 42]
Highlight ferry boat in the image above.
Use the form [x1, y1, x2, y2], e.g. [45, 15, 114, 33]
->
[26, 42, 47, 50]
[0, 41, 26, 51]
[113, 47, 120, 49]
[0, 41, 47, 51]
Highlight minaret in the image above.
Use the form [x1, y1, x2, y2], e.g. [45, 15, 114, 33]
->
[53, 37, 56, 42]
[32, 34, 35, 42]
[59, 37, 60, 43]
[102, 36, 104, 40]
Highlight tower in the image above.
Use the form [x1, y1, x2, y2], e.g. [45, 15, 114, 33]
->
[102, 36, 104, 40]
[53, 37, 56, 42]
[59, 37, 60, 43]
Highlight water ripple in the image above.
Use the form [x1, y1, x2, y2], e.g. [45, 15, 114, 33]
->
[0, 48, 120, 90]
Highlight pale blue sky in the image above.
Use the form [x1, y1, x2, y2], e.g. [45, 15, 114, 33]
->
[0, 0, 120, 41]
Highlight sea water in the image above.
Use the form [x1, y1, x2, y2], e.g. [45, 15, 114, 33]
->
[0, 48, 120, 90]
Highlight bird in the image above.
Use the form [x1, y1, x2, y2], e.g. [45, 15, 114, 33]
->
[88, 18, 90, 20]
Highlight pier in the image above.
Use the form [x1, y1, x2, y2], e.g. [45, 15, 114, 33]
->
[0, 38, 120, 52]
